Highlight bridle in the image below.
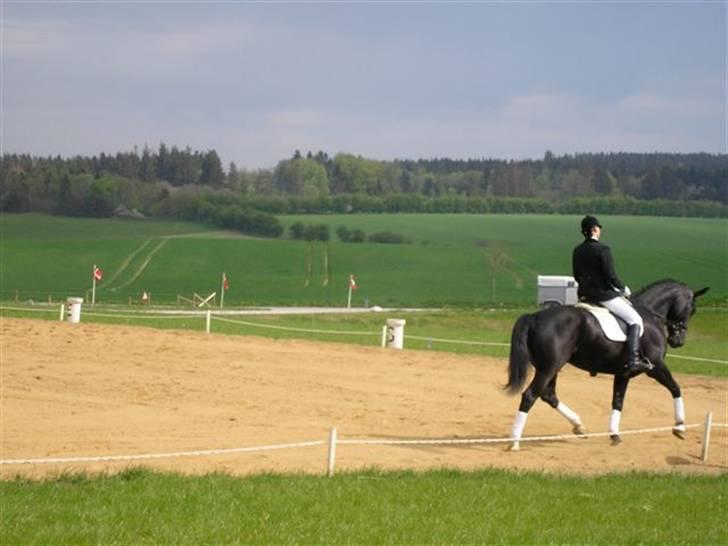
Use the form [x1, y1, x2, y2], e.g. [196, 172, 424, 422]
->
[632, 288, 692, 341]
[666, 319, 688, 339]
[642, 307, 688, 340]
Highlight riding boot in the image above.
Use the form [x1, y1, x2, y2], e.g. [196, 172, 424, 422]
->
[625, 324, 653, 374]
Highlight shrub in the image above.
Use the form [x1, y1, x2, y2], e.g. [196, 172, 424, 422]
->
[368, 231, 409, 244]
[314, 223, 330, 242]
[336, 225, 351, 242]
[289, 221, 305, 240]
[350, 229, 366, 243]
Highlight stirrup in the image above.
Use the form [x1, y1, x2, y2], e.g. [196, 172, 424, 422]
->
[625, 357, 653, 374]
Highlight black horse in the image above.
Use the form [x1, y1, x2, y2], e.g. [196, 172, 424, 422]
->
[505, 279, 709, 450]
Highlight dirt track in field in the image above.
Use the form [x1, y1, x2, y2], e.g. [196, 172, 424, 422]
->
[1, 318, 726, 479]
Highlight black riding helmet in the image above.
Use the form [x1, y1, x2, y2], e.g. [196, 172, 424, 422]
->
[580, 215, 602, 237]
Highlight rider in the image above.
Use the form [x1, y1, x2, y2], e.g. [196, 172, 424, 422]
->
[572, 215, 652, 374]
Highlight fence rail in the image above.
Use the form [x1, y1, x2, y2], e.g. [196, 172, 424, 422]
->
[2, 421, 725, 472]
[213, 315, 380, 336]
[0, 440, 326, 466]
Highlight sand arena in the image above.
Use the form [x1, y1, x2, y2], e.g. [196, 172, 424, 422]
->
[2, 318, 725, 478]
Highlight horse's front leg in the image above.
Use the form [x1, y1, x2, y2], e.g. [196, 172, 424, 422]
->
[646, 360, 686, 439]
[609, 375, 630, 445]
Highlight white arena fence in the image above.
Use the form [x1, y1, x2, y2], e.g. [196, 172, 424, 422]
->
[213, 315, 380, 337]
[1, 305, 726, 366]
[2, 417, 726, 476]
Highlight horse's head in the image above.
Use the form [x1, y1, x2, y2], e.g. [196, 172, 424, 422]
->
[664, 286, 709, 348]
[635, 281, 710, 348]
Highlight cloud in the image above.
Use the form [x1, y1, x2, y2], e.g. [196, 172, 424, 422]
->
[258, 90, 723, 164]
[2, 7, 724, 167]
[266, 110, 324, 129]
[3, 83, 723, 168]
[616, 94, 717, 118]
[2, 16, 261, 82]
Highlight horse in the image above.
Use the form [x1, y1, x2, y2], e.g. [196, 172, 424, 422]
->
[505, 279, 709, 450]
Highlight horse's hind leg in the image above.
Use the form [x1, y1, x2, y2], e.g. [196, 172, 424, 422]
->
[540, 377, 586, 435]
[509, 369, 555, 451]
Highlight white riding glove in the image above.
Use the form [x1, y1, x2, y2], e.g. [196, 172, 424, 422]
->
[623, 286, 631, 297]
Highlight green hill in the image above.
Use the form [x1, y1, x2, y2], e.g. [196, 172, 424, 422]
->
[2, 213, 725, 306]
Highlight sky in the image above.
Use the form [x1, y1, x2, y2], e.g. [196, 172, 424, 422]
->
[1, 1, 726, 170]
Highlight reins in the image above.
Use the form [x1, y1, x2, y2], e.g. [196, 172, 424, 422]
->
[631, 297, 686, 337]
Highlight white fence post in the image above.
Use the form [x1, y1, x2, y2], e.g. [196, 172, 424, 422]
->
[385, 319, 406, 349]
[701, 411, 713, 463]
[65, 297, 83, 324]
[206, 310, 211, 334]
[327, 428, 337, 477]
[59, 304, 64, 321]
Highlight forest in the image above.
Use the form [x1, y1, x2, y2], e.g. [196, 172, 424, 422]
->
[1, 145, 725, 237]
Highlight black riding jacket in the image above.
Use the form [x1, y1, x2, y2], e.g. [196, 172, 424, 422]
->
[572, 238, 625, 302]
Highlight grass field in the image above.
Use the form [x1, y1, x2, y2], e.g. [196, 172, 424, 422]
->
[2, 213, 726, 306]
[2, 468, 725, 544]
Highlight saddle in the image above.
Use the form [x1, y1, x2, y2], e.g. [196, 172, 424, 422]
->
[574, 302, 637, 342]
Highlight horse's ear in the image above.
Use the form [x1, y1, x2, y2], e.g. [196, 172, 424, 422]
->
[693, 287, 710, 299]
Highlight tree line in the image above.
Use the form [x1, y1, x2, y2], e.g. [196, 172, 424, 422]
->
[276, 149, 726, 204]
[1, 145, 726, 235]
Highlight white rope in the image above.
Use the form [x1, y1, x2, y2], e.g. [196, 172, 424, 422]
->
[83, 312, 194, 320]
[405, 335, 726, 363]
[338, 423, 705, 446]
[666, 354, 728, 365]
[0, 306, 195, 320]
[406, 335, 509, 348]
[0, 440, 325, 466]
[4, 423, 725, 466]
[1, 306, 58, 313]
[213, 315, 379, 336]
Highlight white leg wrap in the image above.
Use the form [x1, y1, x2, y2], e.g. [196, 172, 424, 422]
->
[673, 396, 686, 423]
[511, 411, 529, 441]
[609, 409, 621, 436]
[556, 402, 582, 426]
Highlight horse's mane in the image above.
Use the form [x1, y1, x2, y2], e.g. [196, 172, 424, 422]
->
[632, 301, 667, 323]
[632, 279, 690, 323]
[632, 278, 686, 298]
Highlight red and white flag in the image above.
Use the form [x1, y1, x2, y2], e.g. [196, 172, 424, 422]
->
[93, 266, 103, 281]
[349, 274, 357, 290]
[223, 272, 229, 290]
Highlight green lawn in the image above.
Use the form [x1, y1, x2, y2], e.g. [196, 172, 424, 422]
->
[2, 213, 726, 307]
[0, 213, 215, 240]
[2, 468, 725, 544]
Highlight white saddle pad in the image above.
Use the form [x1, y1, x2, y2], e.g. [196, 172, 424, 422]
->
[574, 302, 629, 342]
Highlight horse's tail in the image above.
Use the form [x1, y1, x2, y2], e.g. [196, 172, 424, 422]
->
[506, 313, 534, 395]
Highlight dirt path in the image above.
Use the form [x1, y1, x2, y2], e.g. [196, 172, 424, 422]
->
[1, 318, 725, 479]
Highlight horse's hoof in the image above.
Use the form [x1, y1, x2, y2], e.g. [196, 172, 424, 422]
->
[573, 424, 587, 436]
[506, 442, 520, 452]
[610, 434, 622, 446]
[672, 426, 686, 440]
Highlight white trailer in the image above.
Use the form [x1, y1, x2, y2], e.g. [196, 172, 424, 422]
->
[537, 275, 579, 307]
